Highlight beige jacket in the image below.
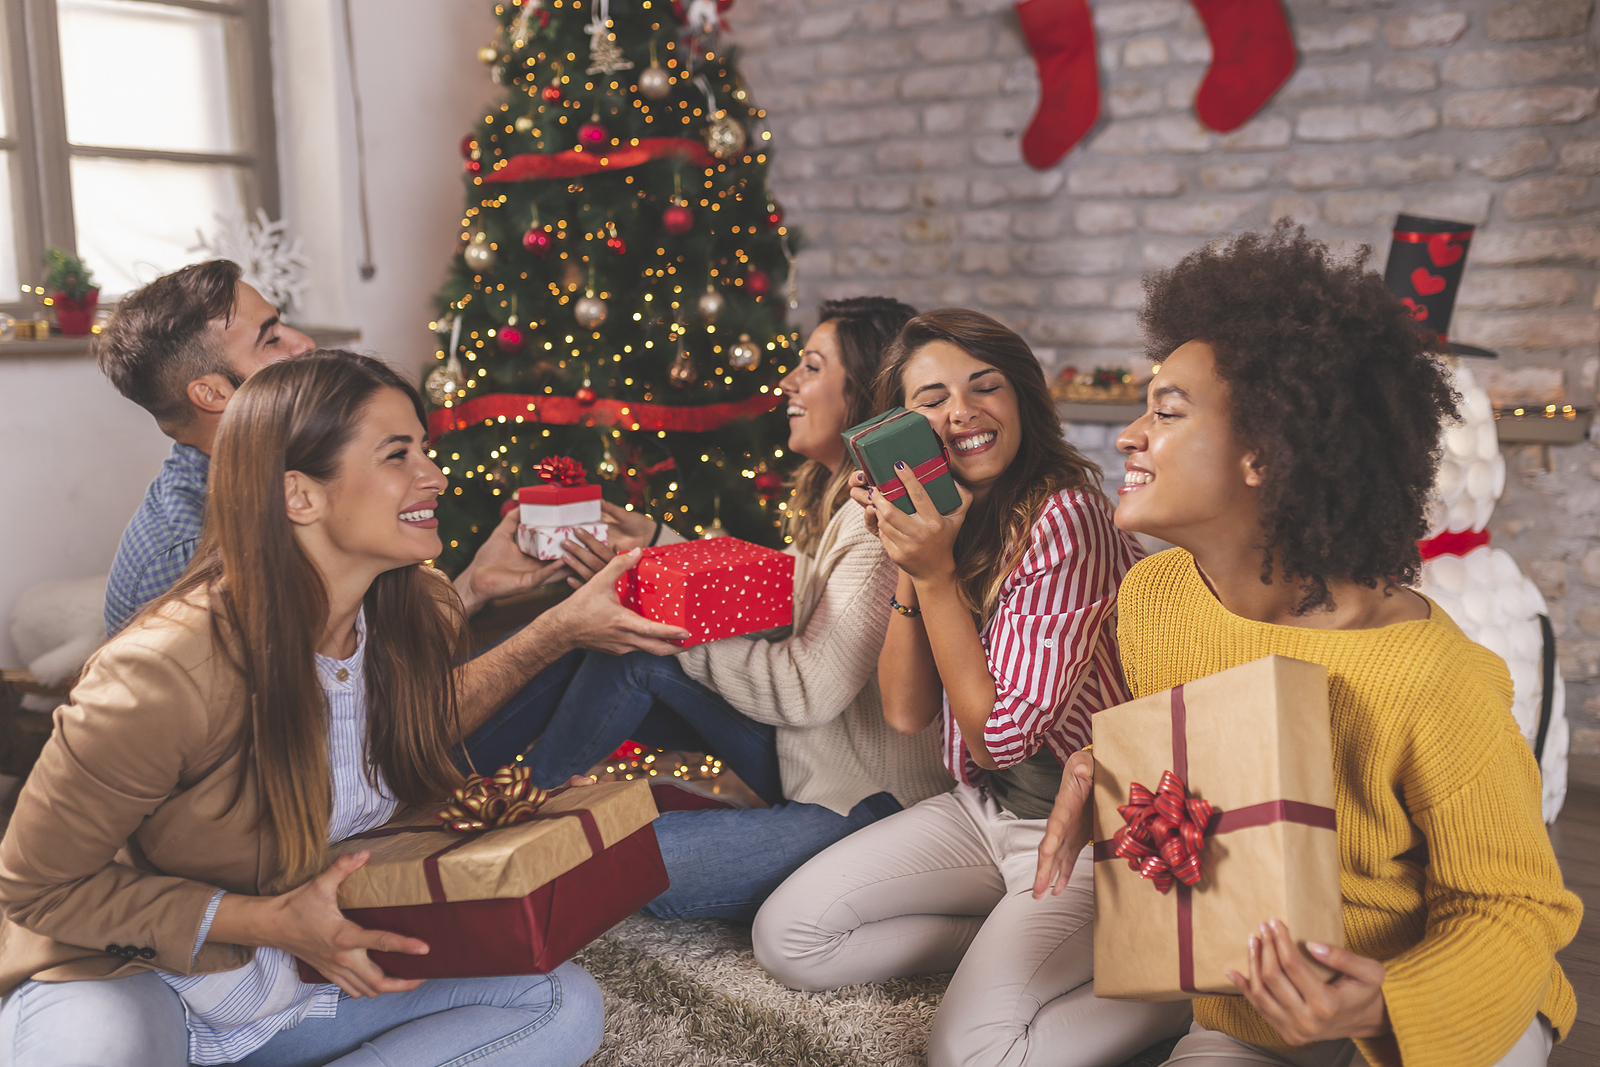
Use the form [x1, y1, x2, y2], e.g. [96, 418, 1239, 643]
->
[0, 591, 275, 994]
[676, 503, 949, 815]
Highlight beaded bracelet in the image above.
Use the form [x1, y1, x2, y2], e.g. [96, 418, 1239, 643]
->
[890, 595, 922, 618]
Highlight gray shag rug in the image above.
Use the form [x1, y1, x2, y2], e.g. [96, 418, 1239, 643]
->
[575, 916, 1182, 1067]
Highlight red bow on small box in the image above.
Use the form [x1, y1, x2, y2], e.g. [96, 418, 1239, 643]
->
[438, 764, 551, 833]
[1112, 771, 1215, 893]
[535, 456, 588, 487]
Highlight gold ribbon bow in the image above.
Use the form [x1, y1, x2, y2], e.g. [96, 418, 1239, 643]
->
[438, 763, 551, 832]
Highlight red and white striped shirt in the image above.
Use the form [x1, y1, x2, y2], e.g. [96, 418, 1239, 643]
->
[943, 488, 1144, 786]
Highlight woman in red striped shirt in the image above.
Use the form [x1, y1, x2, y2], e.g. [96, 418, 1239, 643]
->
[753, 309, 1192, 1066]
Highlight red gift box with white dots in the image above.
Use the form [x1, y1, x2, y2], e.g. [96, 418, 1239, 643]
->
[615, 538, 794, 648]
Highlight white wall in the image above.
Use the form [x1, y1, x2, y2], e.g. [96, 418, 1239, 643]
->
[0, 0, 495, 667]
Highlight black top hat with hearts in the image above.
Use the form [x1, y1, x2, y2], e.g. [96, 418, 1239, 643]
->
[1382, 214, 1496, 359]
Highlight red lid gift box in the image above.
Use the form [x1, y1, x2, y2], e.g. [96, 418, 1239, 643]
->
[296, 776, 667, 981]
[616, 538, 794, 648]
[518, 457, 603, 527]
[1091, 655, 1344, 1000]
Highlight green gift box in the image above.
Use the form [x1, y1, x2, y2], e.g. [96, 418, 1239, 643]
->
[841, 407, 963, 515]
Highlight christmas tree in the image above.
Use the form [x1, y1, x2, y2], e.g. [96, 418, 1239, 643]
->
[425, 0, 800, 574]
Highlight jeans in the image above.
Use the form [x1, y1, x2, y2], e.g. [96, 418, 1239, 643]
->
[645, 791, 903, 922]
[464, 649, 784, 806]
[0, 964, 603, 1067]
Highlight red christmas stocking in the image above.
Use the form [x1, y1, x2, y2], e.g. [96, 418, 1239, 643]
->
[1016, 0, 1099, 170]
[1192, 0, 1298, 132]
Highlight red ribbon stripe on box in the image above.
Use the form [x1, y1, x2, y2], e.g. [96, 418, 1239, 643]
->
[428, 391, 783, 441]
[875, 453, 951, 505]
[1092, 685, 1337, 993]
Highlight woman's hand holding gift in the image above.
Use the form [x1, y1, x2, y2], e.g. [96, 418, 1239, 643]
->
[864, 463, 973, 583]
[1033, 750, 1095, 899]
[1230, 918, 1389, 1043]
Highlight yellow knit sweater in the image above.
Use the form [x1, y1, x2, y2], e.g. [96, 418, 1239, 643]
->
[1117, 550, 1581, 1067]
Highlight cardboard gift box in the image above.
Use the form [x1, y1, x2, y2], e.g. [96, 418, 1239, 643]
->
[517, 483, 603, 528]
[516, 523, 609, 561]
[615, 538, 793, 648]
[297, 779, 667, 981]
[841, 407, 963, 516]
[1092, 655, 1344, 1001]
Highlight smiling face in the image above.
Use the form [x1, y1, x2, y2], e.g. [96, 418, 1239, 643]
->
[900, 340, 1021, 499]
[1113, 340, 1263, 547]
[301, 387, 449, 573]
[779, 320, 852, 470]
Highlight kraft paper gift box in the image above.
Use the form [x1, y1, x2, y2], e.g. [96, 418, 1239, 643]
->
[297, 779, 667, 981]
[614, 538, 794, 648]
[517, 482, 603, 527]
[841, 407, 963, 516]
[515, 522, 609, 561]
[1092, 654, 1344, 1001]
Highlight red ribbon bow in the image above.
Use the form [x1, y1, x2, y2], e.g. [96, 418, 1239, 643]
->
[1112, 770, 1215, 892]
[438, 764, 552, 833]
[536, 456, 588, 487]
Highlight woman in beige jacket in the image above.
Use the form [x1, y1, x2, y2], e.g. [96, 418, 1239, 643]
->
[474, 297, 952, 921]
[0, 354, 627, 1067]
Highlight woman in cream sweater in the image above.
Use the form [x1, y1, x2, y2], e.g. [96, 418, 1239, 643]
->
[1034, 226, 1580, 1067]
[469, 297, 952, 921]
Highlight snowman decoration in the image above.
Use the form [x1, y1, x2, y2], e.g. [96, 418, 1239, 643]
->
[1386, 214, 1569, 822]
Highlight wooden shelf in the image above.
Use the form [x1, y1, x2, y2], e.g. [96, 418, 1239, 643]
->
[0, 325, 361, 360]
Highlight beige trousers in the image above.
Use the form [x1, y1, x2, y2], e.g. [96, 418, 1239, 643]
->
[1163, 1015, 1553, 1067]
[752, 784, 1193, 1067]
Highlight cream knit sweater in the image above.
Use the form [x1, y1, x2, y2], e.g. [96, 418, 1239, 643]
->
[675, 503, 949, 815]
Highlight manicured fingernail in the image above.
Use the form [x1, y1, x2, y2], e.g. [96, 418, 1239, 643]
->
[1307, 942, 1329, 955]
[894, 460, 906, 470]
[1249, 935, 1259, 951]
[1259, 923, 1269, 936]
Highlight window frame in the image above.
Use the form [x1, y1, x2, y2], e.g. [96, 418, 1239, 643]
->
[3, 0, 280, 312]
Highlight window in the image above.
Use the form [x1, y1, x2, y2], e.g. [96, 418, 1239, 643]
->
[1, 0, 277, 307]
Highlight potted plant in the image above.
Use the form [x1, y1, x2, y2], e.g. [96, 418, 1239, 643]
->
[42, 249, 98, 336]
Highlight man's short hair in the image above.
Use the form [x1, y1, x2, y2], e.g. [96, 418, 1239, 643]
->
[96, 260, 243, 428]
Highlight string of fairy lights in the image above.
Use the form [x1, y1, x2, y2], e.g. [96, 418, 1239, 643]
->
[425, 0, 802, 571]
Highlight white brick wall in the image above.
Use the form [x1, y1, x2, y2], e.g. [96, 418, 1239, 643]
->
[733, 0, 1600, 757]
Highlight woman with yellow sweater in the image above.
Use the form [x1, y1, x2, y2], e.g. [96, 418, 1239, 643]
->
[1033, 224, 1580, 1067]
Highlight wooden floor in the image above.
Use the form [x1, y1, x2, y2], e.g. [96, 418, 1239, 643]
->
[1552, 786, 1599, 1066]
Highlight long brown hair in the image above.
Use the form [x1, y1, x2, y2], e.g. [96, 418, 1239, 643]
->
[873, 309, 1104, 618]
[150, 351, 464, 890]
[788, 296, 918, 553]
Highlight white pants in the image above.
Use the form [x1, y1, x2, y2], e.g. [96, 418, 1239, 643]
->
[1163, 1015, 1553, 1066]
[753, 783, 1192, 1067]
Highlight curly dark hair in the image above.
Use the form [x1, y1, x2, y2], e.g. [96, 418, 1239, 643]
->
[1139, 222, 1459, 614]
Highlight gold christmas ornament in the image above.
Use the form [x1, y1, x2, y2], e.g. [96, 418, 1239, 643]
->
[638, 63, 672, 100]
[477, 44, 500, 65]
[425, 356, 468, 406]
[728, 333, 761, 371]
[696, 287, 724, 322]
[668, 348, 697, 387]
[598, 440, 620, 480]
[701, 517, 729, 539]
[574, 294, 608, 330]
[464, 231, 496, 272]
[515, 114, 535, 133]
[703, 111, 746, 159]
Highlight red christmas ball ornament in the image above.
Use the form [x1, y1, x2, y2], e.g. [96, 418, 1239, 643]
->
[746, 269, 771, 297]
[464, 159, 482, 174]
[578, 120, 606, 146]
[523, 228, 553, 257]
[754, 471, 785, 501]
[460, 133, 477, 158]
[541, 83, 562, 103]
[766, 203, 784, 228]
[497, 325, 525, 352]
[606, 235, 627, 255]
[662, 203, 694, 236]
[575, 386, 597, 405]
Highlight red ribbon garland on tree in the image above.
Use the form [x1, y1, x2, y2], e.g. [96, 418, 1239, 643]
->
[482, 137, 716, 184]
[428, 390, 783, 441]
[535, 456, 589, 486]
[1111, 770, 1215, 893]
